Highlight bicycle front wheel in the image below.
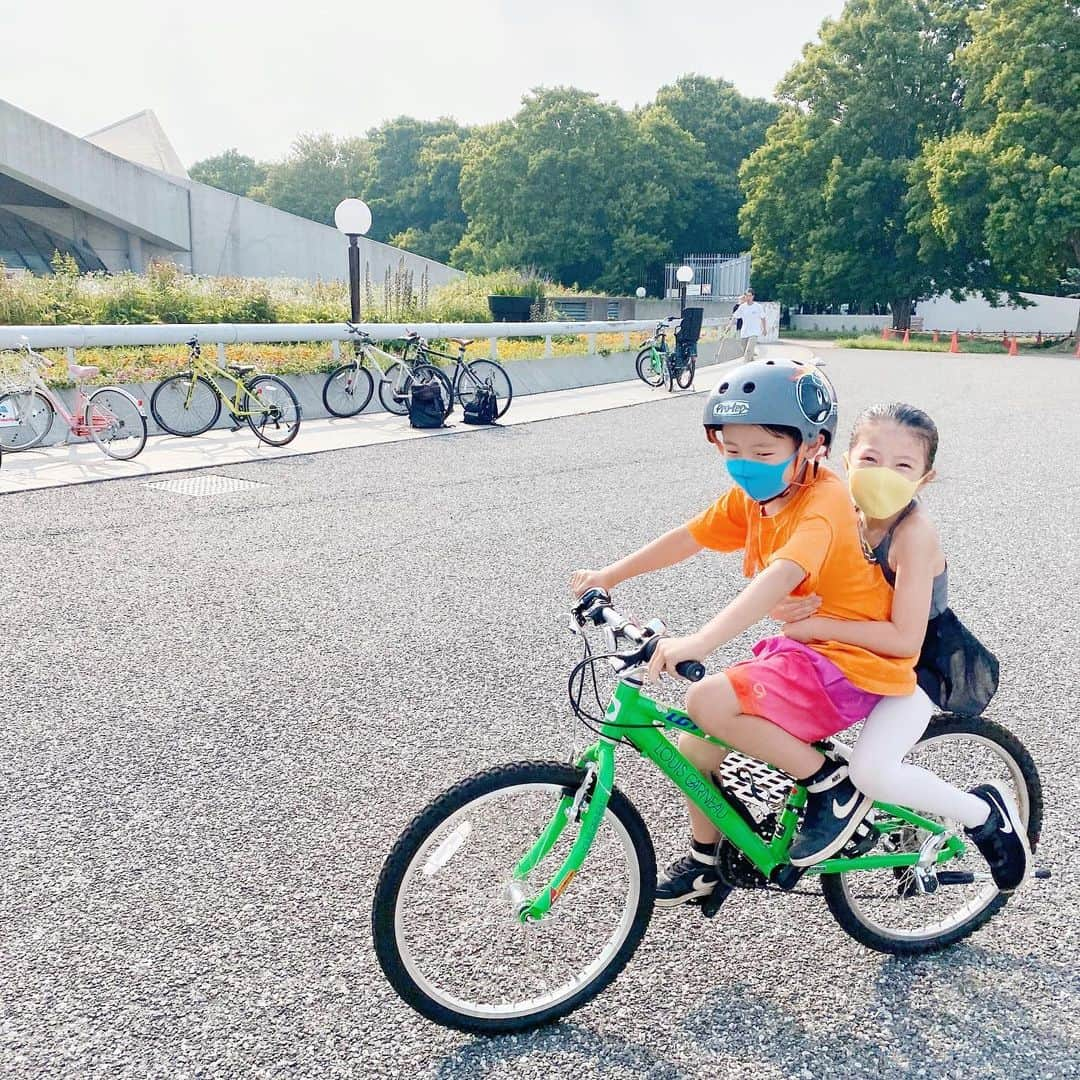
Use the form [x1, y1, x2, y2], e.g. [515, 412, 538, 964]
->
[245, 375, 301, 446]
[372, 760, 655, 1035]
[821, 714, 1042, 955]
[675, 354, 696, 390]
[378, 362, 413, 415]
[323, 363, 374, 418]
[456, 359, 513, 417]
[86, 388, 147, 460]
[0, 390, 54, 450]
[151, 374, 220, 436]
[635, 347, 665, 388]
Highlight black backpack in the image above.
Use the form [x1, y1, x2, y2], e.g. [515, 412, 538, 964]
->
[463, 385, 498, 425]
[408, 381, 447, 429]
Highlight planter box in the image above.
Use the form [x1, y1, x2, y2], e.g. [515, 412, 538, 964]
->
[488, 296, 534, 322]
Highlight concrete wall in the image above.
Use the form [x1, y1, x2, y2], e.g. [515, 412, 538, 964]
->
[916, 292, 1080, 334]
[183, 182, 460, 286]
[790, 314, 891, 333]
[0, 99, 190, 250]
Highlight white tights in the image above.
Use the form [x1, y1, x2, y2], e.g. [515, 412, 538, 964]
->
[849, 688, 989, 829]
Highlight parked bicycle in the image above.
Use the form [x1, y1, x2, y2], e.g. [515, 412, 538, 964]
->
[322, 324, 453, 419]
[372, 587, 1044, 1035]
[0, 339, 147, 460]
[409, 332, 513, 419]
[150, 337, 301, 446]
[635, 312, 699, 392]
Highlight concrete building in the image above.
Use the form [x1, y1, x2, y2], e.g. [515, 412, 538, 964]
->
[0, 98, 461, 286]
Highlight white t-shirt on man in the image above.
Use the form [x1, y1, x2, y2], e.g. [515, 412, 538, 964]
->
[733, 302, 766, 339]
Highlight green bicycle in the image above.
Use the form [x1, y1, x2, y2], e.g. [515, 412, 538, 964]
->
[372, 588, 1043, 1034]
[150, 336, 302, 446]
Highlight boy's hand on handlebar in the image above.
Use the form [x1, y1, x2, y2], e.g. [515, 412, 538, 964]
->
[771, 593, 822, 623]
[570, 569, 613, 597]
[646, 635, 706, 684]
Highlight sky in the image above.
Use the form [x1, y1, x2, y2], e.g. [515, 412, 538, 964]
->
[4, 0, 847, 167]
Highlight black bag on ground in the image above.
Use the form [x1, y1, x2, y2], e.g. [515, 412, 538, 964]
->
[463, 385, 498, 425]
[408, 381, 447, 429]
[916, 607, 999, 716]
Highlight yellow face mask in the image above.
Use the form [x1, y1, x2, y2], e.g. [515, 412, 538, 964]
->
[845, 457, 924, 519]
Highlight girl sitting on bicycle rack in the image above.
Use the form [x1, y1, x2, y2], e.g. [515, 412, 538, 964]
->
[774, 402, 1029, 891]
[570, 359, 1027, 906]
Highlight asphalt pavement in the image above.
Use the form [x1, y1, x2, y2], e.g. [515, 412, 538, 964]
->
[2, 347, 1078, 1079]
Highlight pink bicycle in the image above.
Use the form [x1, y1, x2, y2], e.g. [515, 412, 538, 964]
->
[0, 339, 147, 460]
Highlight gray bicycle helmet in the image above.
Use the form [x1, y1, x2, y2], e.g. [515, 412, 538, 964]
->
[703, 357, 838, 447]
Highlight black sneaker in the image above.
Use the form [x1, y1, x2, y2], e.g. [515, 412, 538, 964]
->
[788, 757, 874, 867]
[966, 782, 1031, 893]
[655, 840, 719, 908]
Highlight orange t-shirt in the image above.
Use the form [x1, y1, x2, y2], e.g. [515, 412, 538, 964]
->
[686, 468, 916, 695]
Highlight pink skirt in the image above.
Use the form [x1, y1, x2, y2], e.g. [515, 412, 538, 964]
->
[726, 637, 882, 742]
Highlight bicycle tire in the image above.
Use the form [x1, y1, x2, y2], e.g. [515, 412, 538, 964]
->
[372, 760, 655, 1035]
[323, 363, 375, 418]
[150, 374, 221, 437]
[244, 375, 302, 446]
[821, 714, 1042, 955]
[456, 359, 513, 418]
[635, 347, 665, 388]
[675, 355, 696, 389]
[0, 390, 55, 450]
[86, 387, 147, 460]
[378, 361, 413, 415]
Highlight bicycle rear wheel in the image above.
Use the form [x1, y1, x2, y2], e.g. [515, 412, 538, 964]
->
[245, 375, 301, 446]
[372, 760, 655, 1035]
[456, 359, 513, 418]
[151, 374, 220, 437]
[635, 346, 665, 388]
[323, 362, 374, 417]
[675, 354, 696, 390]
[86, 388, 147, 460]
[821, 715, 1042, 954]
[0, 390, 54, 450]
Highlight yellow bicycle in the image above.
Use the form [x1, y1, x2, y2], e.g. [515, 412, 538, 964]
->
[150, 337, 301, 446]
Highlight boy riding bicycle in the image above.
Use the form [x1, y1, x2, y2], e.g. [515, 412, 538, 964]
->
[571, 357, 1027, 905]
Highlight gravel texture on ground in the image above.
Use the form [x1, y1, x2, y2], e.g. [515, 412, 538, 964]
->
[2, 348, 1078, 1079]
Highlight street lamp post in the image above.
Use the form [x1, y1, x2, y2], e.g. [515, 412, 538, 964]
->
[675, 264, 694, 314]
[334, 198, 373, 323]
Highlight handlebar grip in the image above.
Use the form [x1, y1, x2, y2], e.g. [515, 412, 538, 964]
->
[675, 660, 706, 682]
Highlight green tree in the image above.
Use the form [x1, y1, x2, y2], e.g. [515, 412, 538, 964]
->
[651, 75, 778, 254]
[455, 88, 637, 287]
[252, 134, 372, 226]
[740, 0, 973, 325]
[912, 0, 1080, 311]
[189, 148, 269, 196]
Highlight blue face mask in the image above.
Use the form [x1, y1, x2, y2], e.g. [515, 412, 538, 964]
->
[726, 454, 796, 502]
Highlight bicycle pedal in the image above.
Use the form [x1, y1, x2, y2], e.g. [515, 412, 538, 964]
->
[692, 883, 734, 918]
[229, 422, 244, 432]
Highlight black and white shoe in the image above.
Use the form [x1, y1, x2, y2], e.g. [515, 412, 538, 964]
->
[788, 757, 874, 867]
[966, 782, 1031, 893]
[655, 839, 719, 908]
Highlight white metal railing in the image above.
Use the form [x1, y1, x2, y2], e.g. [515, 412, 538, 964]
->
[0, 318, 724, 361]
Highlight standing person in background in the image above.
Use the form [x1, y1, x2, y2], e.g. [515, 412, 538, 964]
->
[730, 289, 767, 360]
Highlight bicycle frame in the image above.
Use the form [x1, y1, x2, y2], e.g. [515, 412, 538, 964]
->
[514, 676, 966, 923]
[185, 350, 267, 419]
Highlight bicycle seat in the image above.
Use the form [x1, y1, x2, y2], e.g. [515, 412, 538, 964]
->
[67, 363, 100, 382]
[450, 338, 475, 347]
[227, 363, 256, 376]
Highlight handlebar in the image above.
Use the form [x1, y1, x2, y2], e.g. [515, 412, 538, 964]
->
[571, 588, 705, 682]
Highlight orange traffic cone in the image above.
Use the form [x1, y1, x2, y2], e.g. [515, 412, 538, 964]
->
[881, 325, 889, 341]
[1008, 336, 1019, 356]
[949, 330, 960, 354]
[902, 328, 910, 344]
[932, 330, 940, 344]
[1074, 337, 1079, 358]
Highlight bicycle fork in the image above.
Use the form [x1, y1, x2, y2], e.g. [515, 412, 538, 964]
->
[509, 742, 617, 923]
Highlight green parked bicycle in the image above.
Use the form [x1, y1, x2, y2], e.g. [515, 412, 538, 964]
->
[372, 588, 1043, 1034]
